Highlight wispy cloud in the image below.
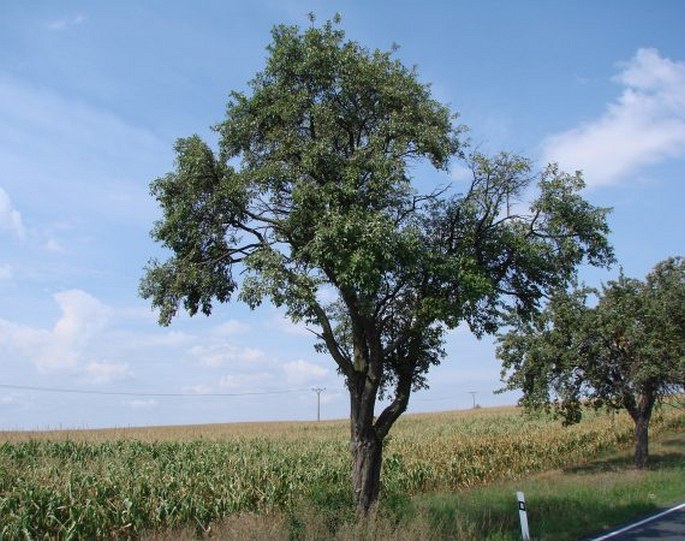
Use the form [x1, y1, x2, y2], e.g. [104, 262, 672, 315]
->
[44, 237, 65, 253]
[84, 361, 131, 384]
[268, 312, 312, 336]
[0, 188, 26, 239]
[0, 395, 17, 406]
[283, 359, 327, 386]
[182, 384, 214, 395]
[124, 399, 157, 410]
[542, 48, 685, 186]
[190, 343, 265, 368]
[0, 264, 12, 281]
[48, 14, 87, 32]
[218, 372, 272, 391]
[0, 76, 166, 228]
[212, 320, 251, 335]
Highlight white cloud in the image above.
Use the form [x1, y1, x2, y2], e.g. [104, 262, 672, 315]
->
[449, 163, 473, 182]
[269, 312, 312, 336]
[0, 395, 17, 406]
[0, 186, 68, 253]
[147, 330, 195, 347]
[124, 399, 157, 410]
[0, 289, 111, 372]
[44, 237, 65, 253]
[84, 361, 131, 384]
[212, 320, 251, 335]
[182, 384, 214, 395]
[0, 187, 26, 239]
[316, 284, 339, 306]
[0, 319, 45, 352]
[283, 359, 327, 386]
[48, 14, 87, 31]
[53, 290, 109, 334]
[218, 373, 271, 390]
[542, 48, 685, 186]
[35, 291, 109, 371]
[240, 348, 264, 362]
[190, 343, 265, 367]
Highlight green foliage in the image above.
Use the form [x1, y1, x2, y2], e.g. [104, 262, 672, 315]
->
[140, 15, 614, 508]
[499, 257, 685, 422]
[140, 136, 245, 325]
[498, 257, 684, 469]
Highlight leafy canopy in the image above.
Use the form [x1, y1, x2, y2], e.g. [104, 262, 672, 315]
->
[498, 256, 685, 424]
[141, 18, 614, 422]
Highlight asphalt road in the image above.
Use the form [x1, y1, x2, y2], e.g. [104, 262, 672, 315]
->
[588, 502, 685, 540]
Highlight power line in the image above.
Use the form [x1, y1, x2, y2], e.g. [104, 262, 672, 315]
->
[0, 384, 311, 399]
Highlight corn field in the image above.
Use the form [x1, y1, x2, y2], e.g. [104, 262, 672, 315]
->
[1, 406, 682, 539]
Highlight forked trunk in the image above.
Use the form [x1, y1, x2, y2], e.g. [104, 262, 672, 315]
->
[345, 330, 413, 513]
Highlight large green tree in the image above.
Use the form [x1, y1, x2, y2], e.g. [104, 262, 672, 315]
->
[498, 257, 685, 468]
[140, 18, 613, 511]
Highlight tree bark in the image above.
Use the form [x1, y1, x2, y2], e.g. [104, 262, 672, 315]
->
[634, 414, 650, 469]
[351, 432, 383, 513]
[626, 390, 655, 469]
[348, 365, 382, 514]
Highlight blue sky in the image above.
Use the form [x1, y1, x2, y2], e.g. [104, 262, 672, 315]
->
[1, 1, 683, 430]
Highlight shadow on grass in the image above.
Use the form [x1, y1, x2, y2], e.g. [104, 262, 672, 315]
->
[564, 452, 684, 475]
[657, 437, 685, 449]
[564, 429, 685, 475]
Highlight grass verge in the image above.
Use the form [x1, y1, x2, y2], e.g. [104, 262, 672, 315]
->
[409, 429, 685, 540]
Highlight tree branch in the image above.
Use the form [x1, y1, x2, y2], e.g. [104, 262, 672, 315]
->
[310, 301, 353, 377]
[375, 367, 412, 439]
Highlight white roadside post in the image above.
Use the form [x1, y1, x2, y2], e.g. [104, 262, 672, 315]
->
[516, 491, 531, 541]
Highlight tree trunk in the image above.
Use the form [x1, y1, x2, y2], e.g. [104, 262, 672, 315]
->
[633, 413, 650, 469]
[351, 433, 383, 513]
[627, 390, 654, 469]
[348, 366, 384, 514]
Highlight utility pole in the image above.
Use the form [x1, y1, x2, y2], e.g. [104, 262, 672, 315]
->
[468, 391, 478, 409]
[312, 387, 325, 421]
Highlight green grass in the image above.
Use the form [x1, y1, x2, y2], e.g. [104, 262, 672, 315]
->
[407, 429, 685, 541]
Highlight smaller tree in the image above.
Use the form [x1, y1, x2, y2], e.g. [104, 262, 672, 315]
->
[498, 256, 685, 468]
